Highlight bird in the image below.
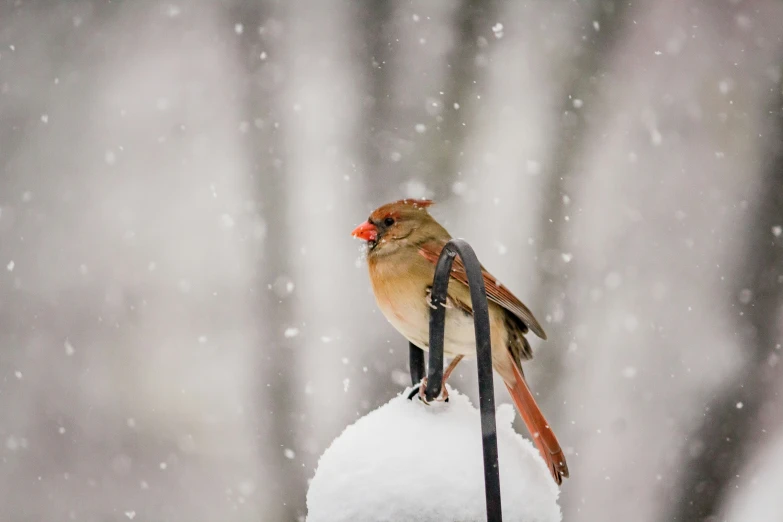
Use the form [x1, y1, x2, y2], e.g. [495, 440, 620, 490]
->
[351, 198, 569, 485]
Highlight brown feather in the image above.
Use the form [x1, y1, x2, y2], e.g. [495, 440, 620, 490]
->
[503, 351, 569, 484]
[418, 241, 547, 339]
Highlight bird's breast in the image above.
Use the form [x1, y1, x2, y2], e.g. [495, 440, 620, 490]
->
[368, 254, 496, 357]
[370, 260, 430, 346]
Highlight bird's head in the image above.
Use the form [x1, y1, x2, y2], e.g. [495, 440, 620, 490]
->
[351, 199, 445, 256]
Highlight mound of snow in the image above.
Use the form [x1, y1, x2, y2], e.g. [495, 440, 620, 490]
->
[307, 387, 561, 522]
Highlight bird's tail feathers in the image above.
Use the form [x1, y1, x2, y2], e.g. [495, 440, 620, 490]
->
[504, 352, 569, 484]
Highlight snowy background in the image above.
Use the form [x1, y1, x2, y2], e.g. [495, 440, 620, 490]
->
[0, 1, 782, 521]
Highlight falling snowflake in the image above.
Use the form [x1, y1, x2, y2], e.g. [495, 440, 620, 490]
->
[221, 213, 235, 229]
[621, 366, 637, 379]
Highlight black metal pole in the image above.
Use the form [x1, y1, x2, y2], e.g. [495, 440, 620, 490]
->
[408, 238, 502, 522]
[409, 341, 425, 385]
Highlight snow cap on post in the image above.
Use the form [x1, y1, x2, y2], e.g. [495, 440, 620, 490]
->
[306, 388, 562, 522]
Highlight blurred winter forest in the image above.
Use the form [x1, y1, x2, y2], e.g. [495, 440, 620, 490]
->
[1, 0, 782, 521]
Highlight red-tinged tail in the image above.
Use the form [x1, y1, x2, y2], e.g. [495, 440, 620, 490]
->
[504, 354, 569, 484]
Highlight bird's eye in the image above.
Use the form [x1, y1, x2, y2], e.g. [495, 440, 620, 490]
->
[384, 217, 395, 227]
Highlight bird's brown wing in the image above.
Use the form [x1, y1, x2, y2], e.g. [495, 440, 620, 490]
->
[418, 242, 547, 339]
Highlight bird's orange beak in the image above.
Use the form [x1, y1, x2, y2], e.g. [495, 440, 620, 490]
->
[351, 221, 377, 242]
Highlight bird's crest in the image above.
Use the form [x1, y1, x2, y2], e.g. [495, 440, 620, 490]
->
[369, 199, 434, 221]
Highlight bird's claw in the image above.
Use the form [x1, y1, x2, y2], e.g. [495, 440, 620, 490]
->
[425, 288, 453, 310]
[413, 377, 449, 404]
[425, 289, 438, 310]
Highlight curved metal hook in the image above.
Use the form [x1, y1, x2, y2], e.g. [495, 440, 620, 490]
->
[408, 238, 502, 522]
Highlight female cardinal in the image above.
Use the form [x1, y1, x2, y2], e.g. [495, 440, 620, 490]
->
[352, 198, 569, 484]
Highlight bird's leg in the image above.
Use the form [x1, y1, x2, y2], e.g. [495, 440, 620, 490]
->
[417, 355, 465, 403]
[439, 355, 464, 401]
[443, 354, 464, 384]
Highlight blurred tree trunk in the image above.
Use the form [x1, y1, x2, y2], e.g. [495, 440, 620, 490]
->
[449, 0, 597, 402]
[228, 1, 300, 519]
[530, 0, 630, 397]
[355, 0, 468, 203]
[550, 1, 781, 519]
[278, 0, 370, 516]
[358, 0, 394, 203]
[669, 67, 783, 522]
[355, 0, 495, 403]
[3, 2, 266, 520]
[423, 0, 496, 197]
[354, 1, 415, 403]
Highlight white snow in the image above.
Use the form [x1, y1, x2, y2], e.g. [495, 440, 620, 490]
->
[306, 388, 561, 522]
[723, 433, 783, 522]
